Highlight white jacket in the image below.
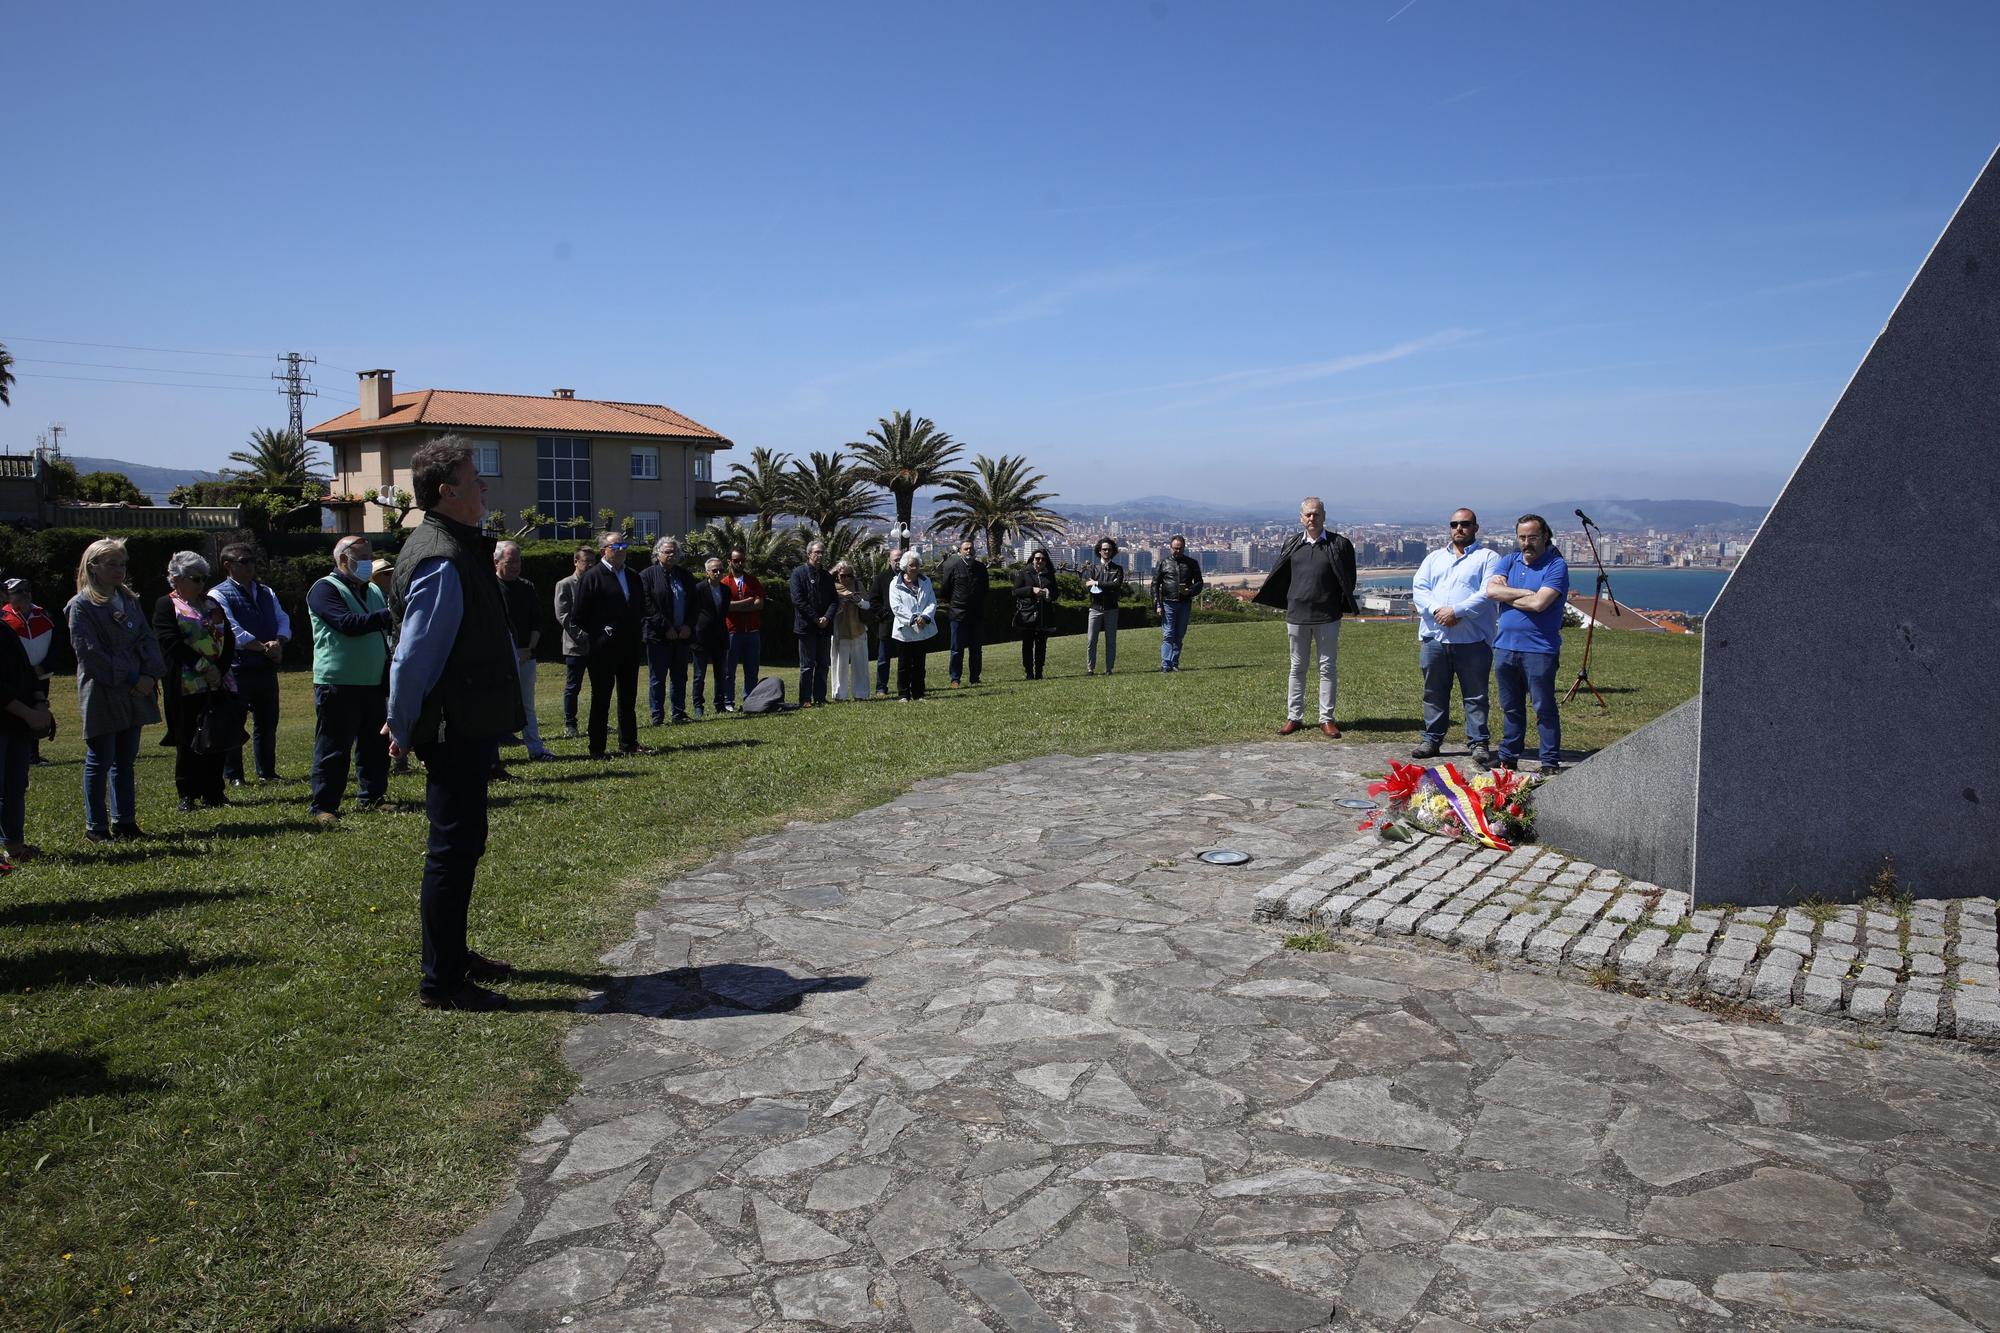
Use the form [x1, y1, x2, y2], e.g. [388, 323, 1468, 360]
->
[889, 575, 938, 642]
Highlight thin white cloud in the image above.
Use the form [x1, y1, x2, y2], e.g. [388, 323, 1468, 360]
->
[1085, 328, 1478, 404]
[1385, 0, 1421, 21]
[791, 342, 964, 412]
[971, 263, 1160, 328]
[1741, 269, 1887, 299]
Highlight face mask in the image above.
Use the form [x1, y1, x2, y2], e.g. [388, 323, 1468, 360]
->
[351, 559, 374, 581]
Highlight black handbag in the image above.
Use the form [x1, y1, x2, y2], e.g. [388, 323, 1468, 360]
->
[190, 692, 248, 756]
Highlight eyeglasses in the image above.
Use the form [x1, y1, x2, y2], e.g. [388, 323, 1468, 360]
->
[605, 544, 629, 552]
[1449, 520, 1476, 529]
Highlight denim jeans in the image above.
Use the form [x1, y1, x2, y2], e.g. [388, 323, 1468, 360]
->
[798, 631, 832, 705]
[310, 683, 389, 814]
[1159, 600, 1191, 669]
[562, 655, 587, 729]
[224, 668, 281, 782]
[83, 725, 142, 833]
[1495, 648, 1561, 764]
[1086, 608, 1118, 672]
[691, 644, 727, 712]
[948, 615, 983, 684]
[0, 729, 31, 845]
[414, 737, 499, 995]
[1419, 639, 1493, 747]
[515, 655, 547, 755]
[1285, 620, 1342, 723]
[725, 631, 760, 708]
[647, 639, 692, 722]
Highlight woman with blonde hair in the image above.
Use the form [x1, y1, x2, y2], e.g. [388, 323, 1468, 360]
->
[827, 560, 872, 702]
[66, 538, 165, 842]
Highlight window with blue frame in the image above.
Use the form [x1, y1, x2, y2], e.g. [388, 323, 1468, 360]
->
[536, 436, 592, 536]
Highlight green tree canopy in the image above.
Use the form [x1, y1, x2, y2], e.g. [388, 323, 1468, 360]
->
[927, 454, 1065, 561]
[780, 450, 884, 539]
[76, 471, 147, 504]
[0, 341, 14, 408]
[717, 446, 792, 533]
[849, 410, 965, 533]
[227, 427, 328, 491]
[681, 517, 802, 579]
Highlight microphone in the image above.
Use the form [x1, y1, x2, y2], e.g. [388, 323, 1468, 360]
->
[1574, 508, 1594, 528]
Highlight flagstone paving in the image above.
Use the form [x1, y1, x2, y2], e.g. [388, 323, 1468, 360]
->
[411, 741, 2000, 1332]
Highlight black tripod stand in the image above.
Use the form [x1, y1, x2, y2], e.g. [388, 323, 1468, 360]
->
[1562, 509, 1616, 709]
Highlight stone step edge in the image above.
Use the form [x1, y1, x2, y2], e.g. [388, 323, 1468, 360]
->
[1248, 843, 1999, 1045]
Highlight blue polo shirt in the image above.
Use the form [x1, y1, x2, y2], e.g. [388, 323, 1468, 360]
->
[1493, 549, 1570, 654]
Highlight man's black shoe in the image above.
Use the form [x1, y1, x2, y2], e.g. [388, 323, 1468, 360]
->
[1496, 757, 1518, 771]
[1470, 744, 1494, 768]
[177, 797, 196, 813]
[1541, 761, 1565, 776]
[467, 950, 515, 981]
[419, 982, 508, 1012]
[1411, 739, 1442, 760]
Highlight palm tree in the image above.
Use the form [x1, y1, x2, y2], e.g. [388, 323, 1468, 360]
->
[682, 517, 802, 579]
[781, 450, 885, 538]
[718, 446, 792, 533]
[804, 522, 885, 571]
[849, 410, 965, 534]
[227, 427, 327, 490]
[0, 341, 14, 407]
[927, 454, 1066, 561]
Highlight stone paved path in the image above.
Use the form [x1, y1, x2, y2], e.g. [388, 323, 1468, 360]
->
[413, 741, 2000, 1333]
[1255, 829, 2000, 1043]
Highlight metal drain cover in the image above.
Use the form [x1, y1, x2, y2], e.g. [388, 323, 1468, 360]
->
[1197, 849, 1253, 866]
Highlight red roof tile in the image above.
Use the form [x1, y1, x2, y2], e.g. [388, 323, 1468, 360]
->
[308, 388, 730, 444]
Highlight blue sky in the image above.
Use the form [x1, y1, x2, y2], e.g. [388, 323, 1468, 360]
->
[4, 1, 1997, 515]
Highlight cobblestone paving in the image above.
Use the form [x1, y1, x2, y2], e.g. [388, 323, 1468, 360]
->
[413, 741, 2000, 1333]
[1256, 831, 2000, 1044]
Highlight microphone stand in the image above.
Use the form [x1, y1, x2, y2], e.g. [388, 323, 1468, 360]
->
[1562, 513, 1616, 709]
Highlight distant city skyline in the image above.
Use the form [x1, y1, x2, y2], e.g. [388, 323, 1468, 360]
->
[6, 3, 2000, 507]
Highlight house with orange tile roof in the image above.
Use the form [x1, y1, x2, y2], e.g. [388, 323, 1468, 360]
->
[306, 369, 747, 538]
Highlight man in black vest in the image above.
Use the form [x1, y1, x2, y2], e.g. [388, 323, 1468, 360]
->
[937, 536, 990, 688]
[385, 436, 527, 1011]
[573, 530, 651, 757]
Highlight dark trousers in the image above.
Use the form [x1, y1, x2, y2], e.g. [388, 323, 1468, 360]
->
[875, 626, 894, 695]
[311, 683, 389, 814]
[1495, 648, 1561, 764]
[897, 638, 929, 699]
[587, 650, 642, 754]
[725, 631, 759, 708]
[647, 639, 692, 722]
[224, 669, 281, 782]
[414, 737, 498, 995]
[692, 643, 727, 711]
[1420, 639, 1493, 747]
[169, 694, 227, 804]
[948, 616, 983, 684]
[1020, 632, 1048, 679]
[562, 655, 587, 728]
[0, 729, 31, 846]
[798, 630, 832, 705]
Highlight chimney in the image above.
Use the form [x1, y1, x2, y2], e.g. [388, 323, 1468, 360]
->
[359, 369, 395, 420]
[552, 387, 576, 399]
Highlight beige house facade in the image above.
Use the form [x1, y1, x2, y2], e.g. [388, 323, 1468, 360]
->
[307, 370, 746, 538]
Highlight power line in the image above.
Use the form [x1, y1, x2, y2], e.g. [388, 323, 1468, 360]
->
[0, 334, 273, 360]
[14, 371, 354, 399]
[15, 357, 276, 380]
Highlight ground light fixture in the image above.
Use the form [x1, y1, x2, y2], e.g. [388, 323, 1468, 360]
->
[1197, 849, 1253, 866]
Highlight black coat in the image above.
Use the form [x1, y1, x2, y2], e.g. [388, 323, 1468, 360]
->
[1252, 531, 1359, 619]
[791, 562, 838, 635]
[640, 562, 698, 642]
[573, 561, 647, 661]
[870, 567, 898, 628]
[1012, 564, 1060, 633]
[690, 578, 731, 655]
[937, 554, 990, 622]
[1153, 553, 1204, 604]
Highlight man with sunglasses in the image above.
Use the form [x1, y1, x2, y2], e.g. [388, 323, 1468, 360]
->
[211, 541, 290, 785]
[1411, 508, 1500, 765]
[573, 530, 652, 757]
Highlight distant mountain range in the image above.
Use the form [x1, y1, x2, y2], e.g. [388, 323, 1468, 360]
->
[1055, 494, 1768, 531]
[68, 456, 225, 504]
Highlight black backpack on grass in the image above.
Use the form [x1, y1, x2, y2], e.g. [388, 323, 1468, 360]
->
[740, 676, 788, 715]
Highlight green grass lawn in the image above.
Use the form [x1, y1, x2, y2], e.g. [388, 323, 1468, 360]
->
[0, 617, 1696, 1331]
